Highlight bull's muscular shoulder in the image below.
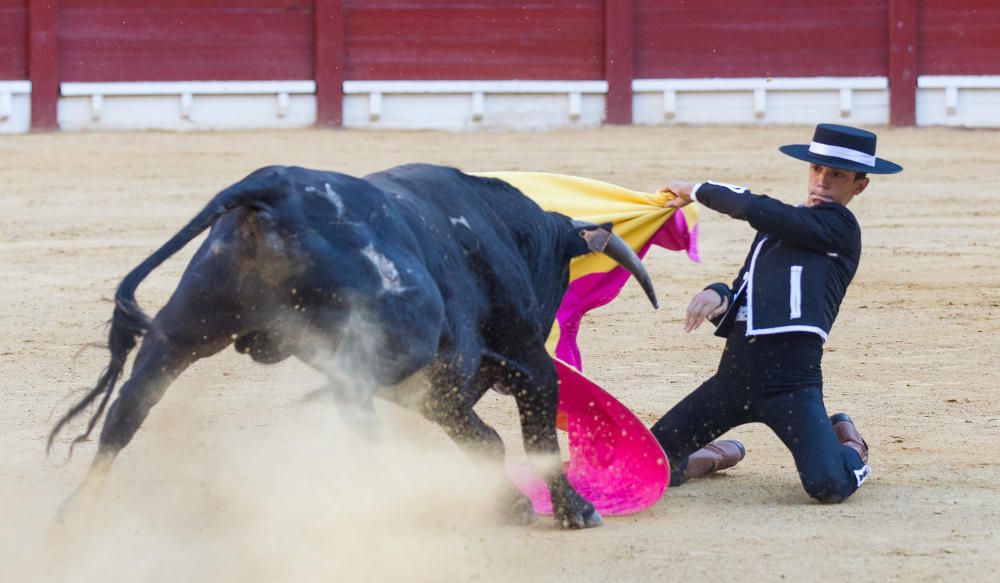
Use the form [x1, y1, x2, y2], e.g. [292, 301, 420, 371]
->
[367, 163, 509, 198]
[366, 163, 549, 225]
[365, 163, 462, 186]
[364, 161, 577, 285]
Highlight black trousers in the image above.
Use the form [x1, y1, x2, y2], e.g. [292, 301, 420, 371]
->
[650, 325, 868, 503]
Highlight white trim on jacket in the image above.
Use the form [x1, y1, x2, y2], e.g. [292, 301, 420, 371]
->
[744, 235, 828, 342]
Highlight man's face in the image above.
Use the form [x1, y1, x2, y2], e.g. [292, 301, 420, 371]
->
[806, 164, 869, 207]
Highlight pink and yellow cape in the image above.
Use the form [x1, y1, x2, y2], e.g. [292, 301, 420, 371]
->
[477, 172, 699, 516]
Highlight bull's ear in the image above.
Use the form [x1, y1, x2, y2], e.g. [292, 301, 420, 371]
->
[574, 221, 614, 253]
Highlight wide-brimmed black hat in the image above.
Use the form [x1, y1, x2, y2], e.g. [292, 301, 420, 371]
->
[779, 123, 902, 174]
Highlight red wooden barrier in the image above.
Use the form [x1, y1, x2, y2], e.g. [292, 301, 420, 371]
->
[11, 0, 1000, 130]
[0, 0, 28, 80]
[604, 0, 634, 125]
[342, 0, 604, 80]
[29, 0, 58, 130]
[58, 0, 314, 82]
[888, 0, 917, 127]
[315, 0, 344, 127]
[919, 1, 1000, 75]
[634, 0, 888, 78]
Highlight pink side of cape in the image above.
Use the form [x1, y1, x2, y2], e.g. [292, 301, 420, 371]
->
[507, 359, 669, 516]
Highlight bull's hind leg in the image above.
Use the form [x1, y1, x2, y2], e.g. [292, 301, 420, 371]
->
[74, 343, 190, 498]
[81, 304, 237, 481]
[94, 339, 195, 466]
[56, 335, 201, 520]
[498, 350, 601, 529]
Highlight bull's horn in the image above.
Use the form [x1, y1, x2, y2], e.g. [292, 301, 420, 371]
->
[603, 232, 659, 309]
[574, 221, 658, 309]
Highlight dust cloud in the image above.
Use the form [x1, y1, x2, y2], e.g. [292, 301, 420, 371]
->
[1, 375, 514, 583]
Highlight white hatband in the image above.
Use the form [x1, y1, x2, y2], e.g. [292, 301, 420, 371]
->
[808, 141, 876, 167]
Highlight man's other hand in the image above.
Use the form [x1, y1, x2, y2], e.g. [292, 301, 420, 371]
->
[684, 289, 728, 333]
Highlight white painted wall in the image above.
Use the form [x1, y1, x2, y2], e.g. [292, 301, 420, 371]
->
[57, 81, 317, 131]
[632, 88, 889, 125]
[1, 76, 997, 133]
[342, 93, 606, 130]
[0, 82, 31, 134]
[58, 94, 316, 131]
[631, 77, 889, 126]
[917, 76, 1000, 127]
[341, 81, 609, 130]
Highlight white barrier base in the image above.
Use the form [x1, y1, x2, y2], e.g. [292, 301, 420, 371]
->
[57, 94, 316, 131]
[342, 93, 606, 130]
[917, 76, 1000, 127]
[0, 76, 996, 132]
[633, 88, 889, 125]
[0, 82, 31, 134]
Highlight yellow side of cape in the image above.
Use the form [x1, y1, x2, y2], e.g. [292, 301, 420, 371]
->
[475, 171, 697, 281]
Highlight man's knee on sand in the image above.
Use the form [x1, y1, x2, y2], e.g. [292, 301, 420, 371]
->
[803, 480, 852, 504]
[800, 464, 866, 503]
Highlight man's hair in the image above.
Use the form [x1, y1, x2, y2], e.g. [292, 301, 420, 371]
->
[854, 172, 868, 181]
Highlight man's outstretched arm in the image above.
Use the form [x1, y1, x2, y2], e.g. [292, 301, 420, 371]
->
[663, 180, 859, 256]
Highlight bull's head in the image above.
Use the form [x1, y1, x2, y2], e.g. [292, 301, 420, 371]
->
[572, 221, 659, 309]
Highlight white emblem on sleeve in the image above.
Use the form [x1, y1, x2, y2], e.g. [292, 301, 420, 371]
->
[706, 180, 747, 194]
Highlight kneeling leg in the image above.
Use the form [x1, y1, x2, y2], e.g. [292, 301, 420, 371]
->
[756, 388, 869, 503]
[649, 376, 751, 486]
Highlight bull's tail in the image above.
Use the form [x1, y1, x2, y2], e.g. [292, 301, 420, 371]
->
[47, 166, 294, 457]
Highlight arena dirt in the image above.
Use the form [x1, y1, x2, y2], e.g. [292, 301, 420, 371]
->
[1, 126, 998, 581]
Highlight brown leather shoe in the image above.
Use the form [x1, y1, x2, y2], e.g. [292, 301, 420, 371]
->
[683, 440, 746, 481]
[830, 412, 868, 464]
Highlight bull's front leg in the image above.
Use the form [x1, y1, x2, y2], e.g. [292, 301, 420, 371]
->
[422, 361, 537, 525]
[510, 352, 602, 529]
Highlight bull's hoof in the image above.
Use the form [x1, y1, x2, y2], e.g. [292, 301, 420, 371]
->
[500, 486, 538, 525]
[550, 474, 603, 529]
[556, 504, 603, 529]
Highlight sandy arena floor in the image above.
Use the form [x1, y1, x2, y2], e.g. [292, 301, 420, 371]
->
[1, 126, 998, 581]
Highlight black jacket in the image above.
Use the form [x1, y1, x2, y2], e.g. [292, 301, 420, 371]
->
[695, 181, 861, 342]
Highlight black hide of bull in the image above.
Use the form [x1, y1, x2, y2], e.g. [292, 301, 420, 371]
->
[49, 163, 658, 529]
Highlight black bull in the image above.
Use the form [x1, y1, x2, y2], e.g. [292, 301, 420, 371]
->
[49, 163, 658, 529]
